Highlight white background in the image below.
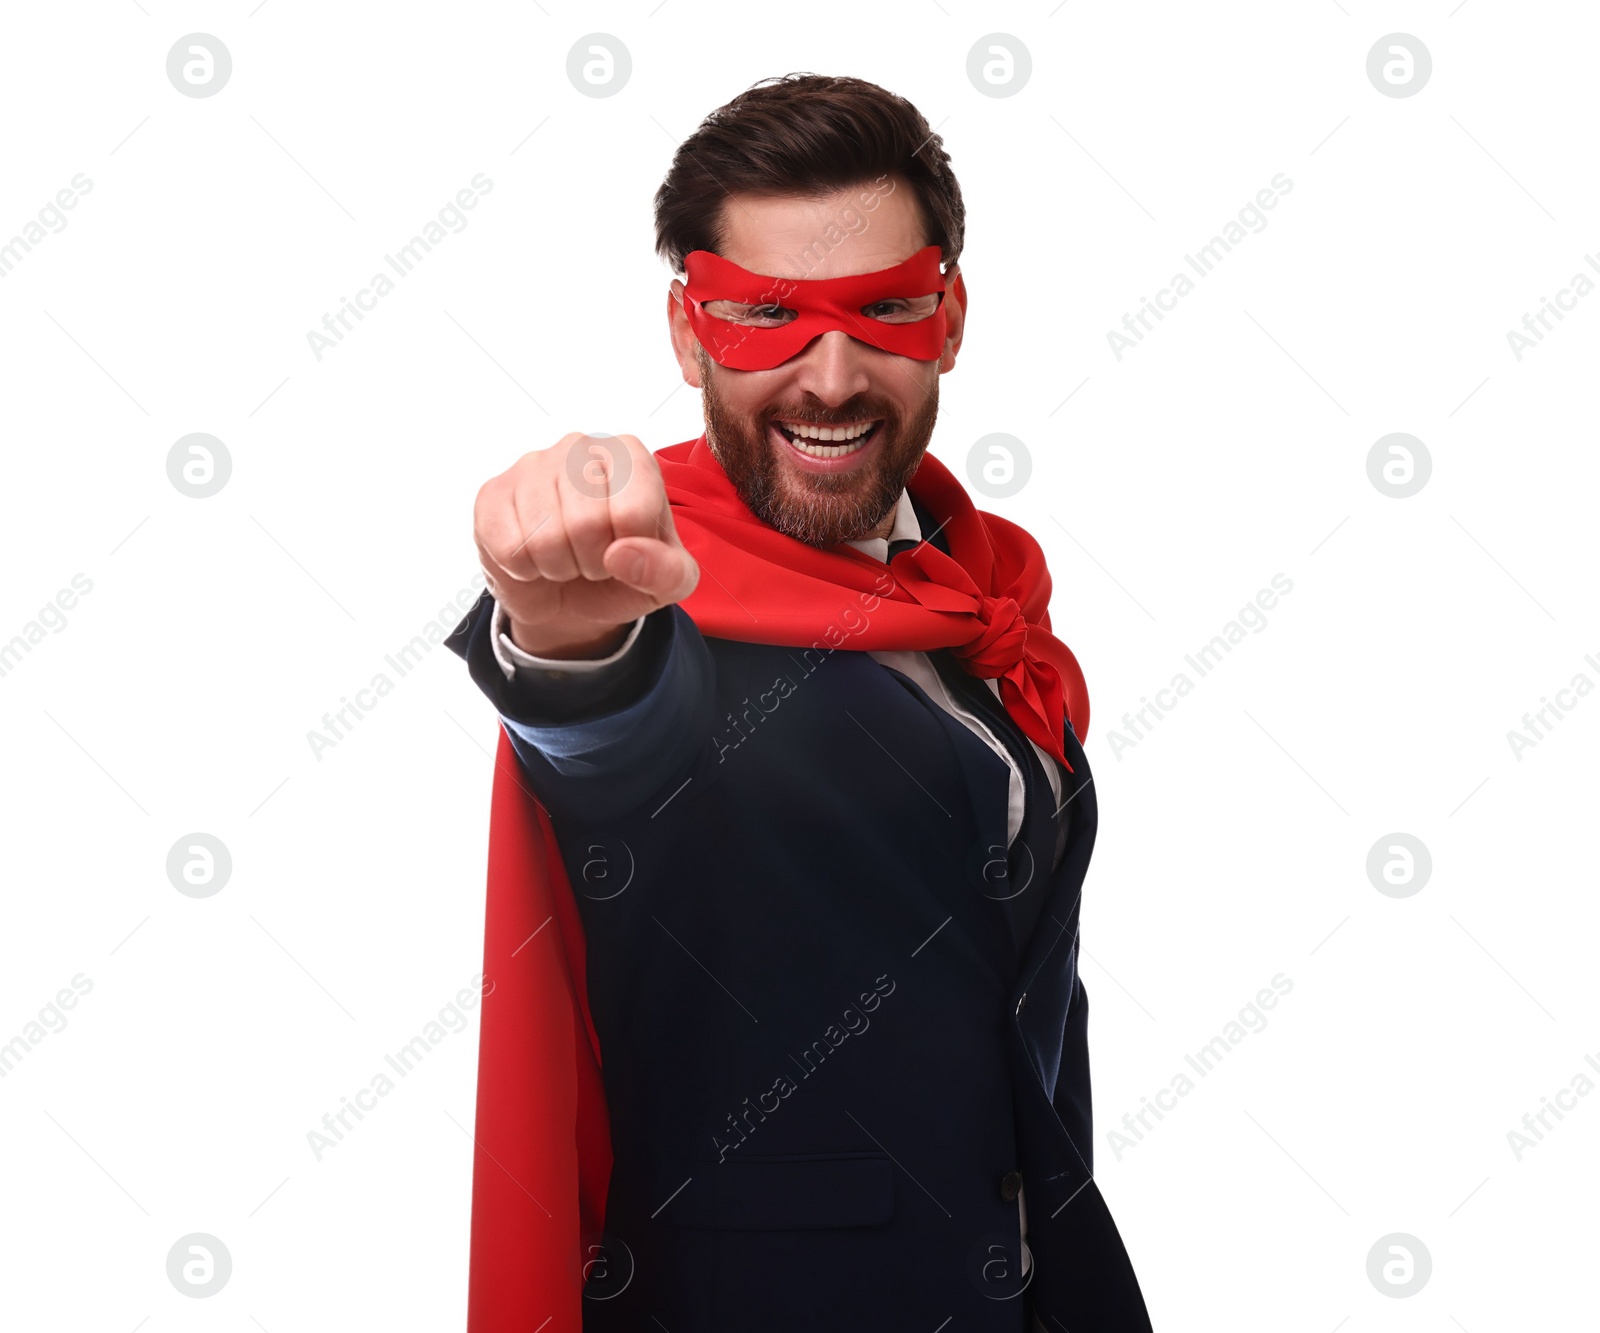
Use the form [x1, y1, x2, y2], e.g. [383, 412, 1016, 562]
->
[1, 1, 1595, 1328]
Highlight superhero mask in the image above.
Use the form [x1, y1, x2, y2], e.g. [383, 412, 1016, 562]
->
[680, 245, 964, 371]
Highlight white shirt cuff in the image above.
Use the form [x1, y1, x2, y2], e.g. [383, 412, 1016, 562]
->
[489, 597, 648, 681]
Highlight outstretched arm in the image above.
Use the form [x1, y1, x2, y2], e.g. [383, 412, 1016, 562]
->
[447, 593, 715, 823]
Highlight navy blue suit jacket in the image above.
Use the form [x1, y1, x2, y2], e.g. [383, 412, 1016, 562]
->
[447, 529, 1153, 1331]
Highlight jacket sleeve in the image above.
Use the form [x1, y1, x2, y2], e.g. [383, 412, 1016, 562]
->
[445, 588, 716, 823]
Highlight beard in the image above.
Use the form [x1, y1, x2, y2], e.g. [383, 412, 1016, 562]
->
[697, 345, 940, 547]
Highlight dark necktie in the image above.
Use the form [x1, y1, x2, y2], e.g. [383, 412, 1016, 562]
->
[888, 533, 1059, 955]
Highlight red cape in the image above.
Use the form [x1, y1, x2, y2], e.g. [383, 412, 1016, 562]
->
[464, 436, 1088, 1330]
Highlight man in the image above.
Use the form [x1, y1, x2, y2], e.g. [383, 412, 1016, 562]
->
[448, 74, 1153, 1332]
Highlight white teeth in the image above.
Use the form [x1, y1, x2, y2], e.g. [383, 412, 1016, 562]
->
[774, 419, 879, 459]
[781, 420, 875, 442]
[790, 436, 865, 458]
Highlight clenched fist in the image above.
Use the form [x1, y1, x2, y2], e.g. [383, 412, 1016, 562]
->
[473, 433, 700, 659]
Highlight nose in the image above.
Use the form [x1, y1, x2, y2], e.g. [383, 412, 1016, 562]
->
[787, 328, 873, 408]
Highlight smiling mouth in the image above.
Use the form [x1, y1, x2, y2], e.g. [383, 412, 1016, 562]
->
[773, 418, 884, 459]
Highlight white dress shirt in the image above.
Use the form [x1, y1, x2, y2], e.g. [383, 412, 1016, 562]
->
[487, 486, 1054, 1268]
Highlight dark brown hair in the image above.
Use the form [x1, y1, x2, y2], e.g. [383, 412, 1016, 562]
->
[653, 73, 965, 276]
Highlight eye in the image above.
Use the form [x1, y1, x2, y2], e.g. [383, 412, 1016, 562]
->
[861, 293, 943, 324]
[702, 300, 797, 328]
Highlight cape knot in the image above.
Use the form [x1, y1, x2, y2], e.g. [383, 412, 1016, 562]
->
[950, 594, 1028, 678]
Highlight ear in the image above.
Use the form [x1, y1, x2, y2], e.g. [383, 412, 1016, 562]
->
[939, 263, 966, 373]
[667, 279, 703, 388]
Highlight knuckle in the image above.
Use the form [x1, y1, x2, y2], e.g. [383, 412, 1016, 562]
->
[562, 508, 610, 552]
[521, 512, 564, 560]
[608, 488, 655, 530]
[473, 474, 506, 525]
[476, 513, 518, 565]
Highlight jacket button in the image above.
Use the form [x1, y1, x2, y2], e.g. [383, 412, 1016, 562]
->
[1015, 992, 1028, 1015]
[1000, 1171, 1023, 1202]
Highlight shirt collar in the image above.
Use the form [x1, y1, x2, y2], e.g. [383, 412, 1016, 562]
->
[841, 489, 921, 564]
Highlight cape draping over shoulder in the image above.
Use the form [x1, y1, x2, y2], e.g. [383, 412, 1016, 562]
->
[655, 433, 1088, 767]
[464, 433, 1090, 1331]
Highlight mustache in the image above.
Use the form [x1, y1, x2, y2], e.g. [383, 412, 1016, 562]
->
[764, 405, 895, 426]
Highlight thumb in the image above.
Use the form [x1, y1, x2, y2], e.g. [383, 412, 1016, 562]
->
[603, 536, 699, 605]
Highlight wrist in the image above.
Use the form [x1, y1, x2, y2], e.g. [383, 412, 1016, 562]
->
[507, 618, 632, 661]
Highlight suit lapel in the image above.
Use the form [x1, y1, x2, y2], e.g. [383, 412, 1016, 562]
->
[904, 491, 1073, 971]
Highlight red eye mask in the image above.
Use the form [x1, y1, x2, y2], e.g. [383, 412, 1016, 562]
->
[680, 245, 964, 371]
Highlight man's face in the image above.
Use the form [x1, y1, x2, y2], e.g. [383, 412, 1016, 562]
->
[668, 177, 964, 547]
